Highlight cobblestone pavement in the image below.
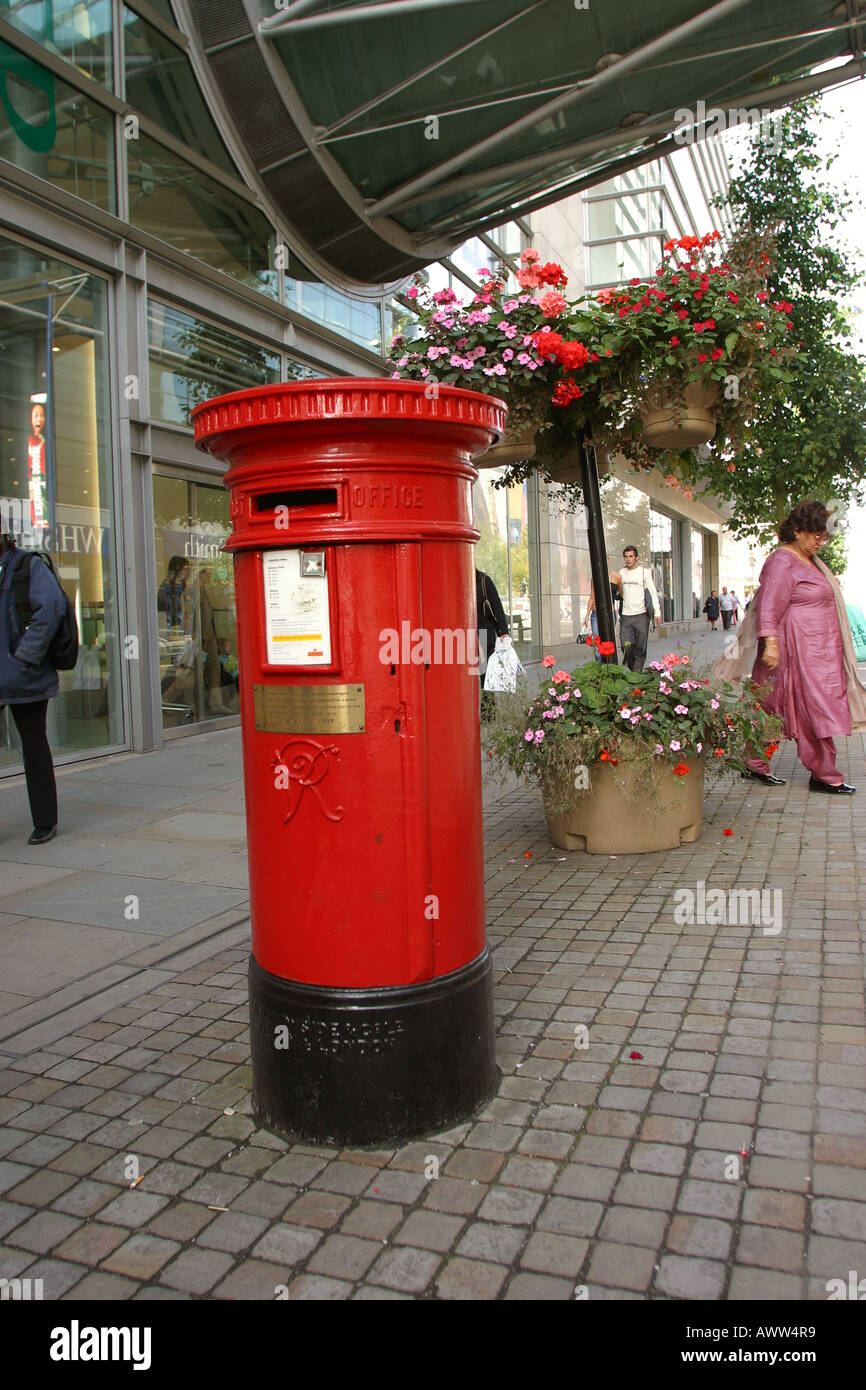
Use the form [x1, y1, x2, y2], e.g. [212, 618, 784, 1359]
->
[0, 635, 864, 1301]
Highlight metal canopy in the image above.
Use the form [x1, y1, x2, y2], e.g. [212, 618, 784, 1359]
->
[187, 0, 865, 284]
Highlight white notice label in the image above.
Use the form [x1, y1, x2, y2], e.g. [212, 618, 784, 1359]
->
[262, 550, 331, 666]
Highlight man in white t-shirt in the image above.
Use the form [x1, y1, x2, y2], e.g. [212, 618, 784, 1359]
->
[609, 545, 661, 671]
[719, 587, 734, 631]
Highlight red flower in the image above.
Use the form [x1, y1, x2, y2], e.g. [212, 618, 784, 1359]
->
[711, 348, 724, 361]
[728, 292, 740, 304]
[629, 1051, 643, 1060]
[764, 742, 780, 758]
[670, 336, 680, 347]
[697, 352, 708, 364]
[676, 309, 688, 320]
[723, 828, 733, 836]
[599, 641, 616, 656]
[531, 330, 562, 359]
[556, 340, 590, 370]
[524, 851, 533, 858]
[714, 748, 725, 757]
[673, 763, 690, 776]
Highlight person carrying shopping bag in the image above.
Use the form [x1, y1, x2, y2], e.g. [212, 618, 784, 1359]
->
[0, 531, 69, 844]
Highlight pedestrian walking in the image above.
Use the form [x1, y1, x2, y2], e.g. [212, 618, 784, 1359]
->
[730, 590, 740, 626]
[719, 586, 734, 630]
[476, 568, 509, 721]
[715, 500, 866, 792]
[609, 545, 660, 672]
[703, 590, 720, 630]
[0, 531, 67, 843]
[583, 577, 621, 663]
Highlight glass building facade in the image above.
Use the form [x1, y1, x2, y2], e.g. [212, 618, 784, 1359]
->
[0, 0, 392, 775]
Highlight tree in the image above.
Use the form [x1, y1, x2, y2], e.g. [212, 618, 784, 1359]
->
[676, 98, 866, 544]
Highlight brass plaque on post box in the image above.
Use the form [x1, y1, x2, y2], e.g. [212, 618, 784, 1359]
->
[253, 683, 365, 734]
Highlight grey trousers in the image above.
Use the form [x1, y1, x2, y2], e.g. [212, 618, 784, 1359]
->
[620, 613, 651, 671]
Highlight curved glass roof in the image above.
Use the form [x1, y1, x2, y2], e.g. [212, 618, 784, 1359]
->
[184, 0, 866, 284]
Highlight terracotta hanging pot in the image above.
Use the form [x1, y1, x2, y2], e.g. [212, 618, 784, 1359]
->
[641, 379, 718, 449]
[475, 426, 537, 468]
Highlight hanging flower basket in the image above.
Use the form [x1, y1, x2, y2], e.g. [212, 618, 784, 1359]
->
[476, 427, 537, 469]
[641, 380, 718, 449]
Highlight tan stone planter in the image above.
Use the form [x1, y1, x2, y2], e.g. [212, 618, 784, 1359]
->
[543, 755, 705, 854]
[641, 380, 718, 449]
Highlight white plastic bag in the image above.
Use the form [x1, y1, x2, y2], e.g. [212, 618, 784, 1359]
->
[483, 634, 524, 693]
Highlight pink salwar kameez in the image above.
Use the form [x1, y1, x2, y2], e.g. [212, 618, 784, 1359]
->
[747, 550, 851, 784]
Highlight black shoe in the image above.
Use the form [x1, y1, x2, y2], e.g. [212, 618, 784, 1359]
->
[741, 771, 786, 786]
[809, 777, 855, 795]
[28, 825, 57, 845]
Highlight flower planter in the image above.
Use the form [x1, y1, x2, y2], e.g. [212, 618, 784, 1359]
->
[641, 380, 718, 449]
[476, 427, 537, 468]
[543, 755, 705, 854]
[537, 437, 611, 485]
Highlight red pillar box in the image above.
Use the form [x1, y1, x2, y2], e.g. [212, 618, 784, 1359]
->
[192, 380, 504, 1146]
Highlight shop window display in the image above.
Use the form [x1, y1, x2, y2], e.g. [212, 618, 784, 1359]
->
[153, 473, 238, 730]
[0, 236, 123, 770]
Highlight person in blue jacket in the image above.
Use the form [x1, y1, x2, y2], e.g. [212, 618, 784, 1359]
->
[0, 531, 66, 843]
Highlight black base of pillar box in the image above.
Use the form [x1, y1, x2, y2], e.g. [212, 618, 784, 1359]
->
[248, 949, 499, 1147]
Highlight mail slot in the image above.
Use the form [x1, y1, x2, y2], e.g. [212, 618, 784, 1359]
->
[192, 379, 504, 1145]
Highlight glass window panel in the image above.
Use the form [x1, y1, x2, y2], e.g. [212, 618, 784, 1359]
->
[128, 132, 276, 295]
[153, 474, 238, 730]
[147, 299, 290, 425]
[0, 236, 123, 765]
[650, 507, 675, 622]
[691, 527, 704, 618]
[283, 251, 381, 352]
[0, 0, 113, 86]
[122, 8, 237, 176]
[472, 469, 539, 664]
[0, 41, 115, 210]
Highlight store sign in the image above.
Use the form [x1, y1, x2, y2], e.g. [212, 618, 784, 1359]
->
[0, 495, 109, 554]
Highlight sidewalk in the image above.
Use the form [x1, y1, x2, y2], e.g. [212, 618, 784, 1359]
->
[0, 625, 864, 1301]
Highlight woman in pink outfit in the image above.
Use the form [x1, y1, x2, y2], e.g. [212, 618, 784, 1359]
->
[743, 500, 866, 793]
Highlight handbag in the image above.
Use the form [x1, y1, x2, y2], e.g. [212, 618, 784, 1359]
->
[480, 574, 496, 624]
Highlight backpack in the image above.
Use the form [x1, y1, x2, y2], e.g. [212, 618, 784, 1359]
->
[11, 550, 80, 671]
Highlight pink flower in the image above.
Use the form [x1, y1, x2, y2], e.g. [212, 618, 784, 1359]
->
[670, 740, 681, 751]
[520, 248, 540, 264]
[653, 743, 664, 755]
[552, 670, 570, 684]
[432, 288, 458, 304]
[538, 289, 568, 317]
[710, 699, 720, 709]
[406, 286, 418, 299]
[674, 704, 689, 715]
[497, 320, 511, 332]
[503, 299, 519, 313]
[524, 730, 534, 742]
[492, 363, 507, 375]
[572, 688, 581, 699]
[517, 352, 532, 365]
[534, 730, 545, 743]
[502, 348, 514, 362]
[681, 656, 690, 665]
[541, 655, 556, 667]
